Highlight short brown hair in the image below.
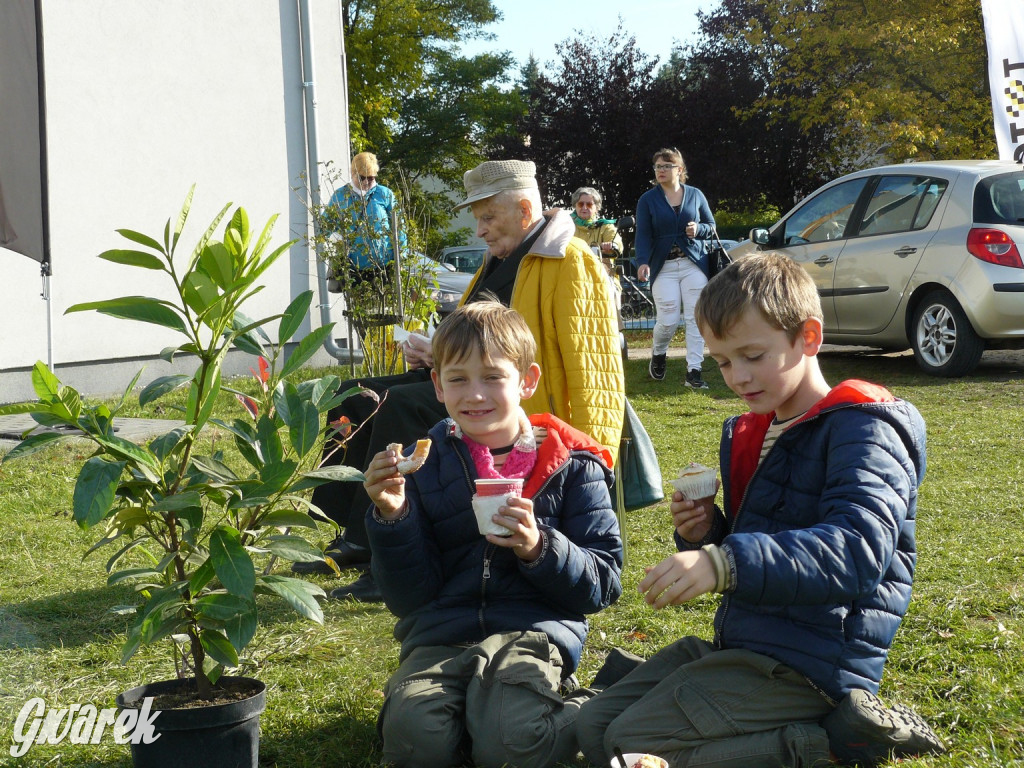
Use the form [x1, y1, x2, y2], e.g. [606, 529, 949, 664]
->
[652, 147, 688, 183]
[432, 301, 536, 376]
[695, 253, 823, 342]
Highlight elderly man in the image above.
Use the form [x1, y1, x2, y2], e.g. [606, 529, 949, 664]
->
[301, 160, 624, 602]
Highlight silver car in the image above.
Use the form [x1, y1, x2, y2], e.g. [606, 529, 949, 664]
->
[731, 160, 1024, 376]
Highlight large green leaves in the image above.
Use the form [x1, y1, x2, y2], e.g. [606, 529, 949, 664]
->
[66, 296, 187, 334]
[73, 457, 125, 528]
[209, 526, 255, 598]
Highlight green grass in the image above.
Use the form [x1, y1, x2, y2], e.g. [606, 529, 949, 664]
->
[2, 345, 1023, 766]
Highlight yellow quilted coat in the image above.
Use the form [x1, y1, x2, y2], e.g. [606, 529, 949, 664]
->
[462, 210, 625, 464]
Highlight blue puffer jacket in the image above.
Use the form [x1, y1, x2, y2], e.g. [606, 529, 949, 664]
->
[367, 414, 624, 676]
[634, 184, 715, 284]
[704, 381, 926, 703]
[324, 183, 406, 270]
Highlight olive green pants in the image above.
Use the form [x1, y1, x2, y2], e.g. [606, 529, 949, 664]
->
[577, 636, 834, 767]
[378, 631, 588, 768]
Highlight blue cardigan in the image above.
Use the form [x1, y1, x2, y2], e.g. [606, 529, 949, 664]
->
[688, 381, 926, 703]
[367, 415, 623, 676]
[634, 184, 715, 284]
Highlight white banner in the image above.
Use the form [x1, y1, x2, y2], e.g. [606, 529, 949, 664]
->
[982, 0, 1024, 162]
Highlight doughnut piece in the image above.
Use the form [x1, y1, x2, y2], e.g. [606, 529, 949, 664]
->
[390, 438, 431, 474]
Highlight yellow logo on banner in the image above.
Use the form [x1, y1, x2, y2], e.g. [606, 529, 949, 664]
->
[1005, 79, 1024, 118]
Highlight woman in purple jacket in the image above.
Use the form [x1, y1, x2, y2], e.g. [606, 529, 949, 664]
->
[634, 148, 716, 389]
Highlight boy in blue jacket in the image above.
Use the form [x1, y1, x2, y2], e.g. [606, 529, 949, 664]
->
[577, 253, 944, 767]
[363, 301, 623, 768]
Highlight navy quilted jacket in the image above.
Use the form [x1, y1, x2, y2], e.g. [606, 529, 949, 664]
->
[704, 381, 926, 702]
[367, 414, 623, 675]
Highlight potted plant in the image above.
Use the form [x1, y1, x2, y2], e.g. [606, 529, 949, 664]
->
[0, 188, 371, 767]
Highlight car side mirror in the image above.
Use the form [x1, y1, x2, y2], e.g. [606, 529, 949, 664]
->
[750, 227, 771, 246]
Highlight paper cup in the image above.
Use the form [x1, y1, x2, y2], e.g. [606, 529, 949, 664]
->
[472, 478, 522, 536]
[611, 754, 669, 768]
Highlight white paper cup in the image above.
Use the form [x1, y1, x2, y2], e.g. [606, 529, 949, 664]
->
[611, 754, 668, 768]
[472, 478, 523, 537]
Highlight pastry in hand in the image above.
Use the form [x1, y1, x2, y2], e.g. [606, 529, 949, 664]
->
[389, 439, 431, 474]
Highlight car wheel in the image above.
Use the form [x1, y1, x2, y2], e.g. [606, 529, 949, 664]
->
[911, 290, 985, 377]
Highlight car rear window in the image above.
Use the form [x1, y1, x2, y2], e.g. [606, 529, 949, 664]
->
[974, 173, 1024, 224]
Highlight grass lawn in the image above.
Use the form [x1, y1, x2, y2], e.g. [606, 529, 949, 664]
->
[1, 340, 1022, 767]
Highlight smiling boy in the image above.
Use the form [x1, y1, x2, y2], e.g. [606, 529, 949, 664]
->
[363, 301, 623, 768]
[577, 253, 944, 767]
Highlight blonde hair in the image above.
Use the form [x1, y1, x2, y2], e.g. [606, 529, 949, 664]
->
[695, 253, 823, 342]
[351, 152, 379, 178]
[432, 301, 537, 376]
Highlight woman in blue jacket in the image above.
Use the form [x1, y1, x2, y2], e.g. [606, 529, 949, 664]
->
[634, 148, 715, 388]
[324, 151, 406, 283]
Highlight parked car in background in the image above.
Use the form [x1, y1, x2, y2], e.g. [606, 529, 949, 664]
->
[439, 244, 487, 274]
[729, 160, 1024, 376]
[407, 252, 473, 318]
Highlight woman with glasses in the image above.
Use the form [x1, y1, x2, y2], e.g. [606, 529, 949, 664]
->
[324, 151, 406, 284]
[634, 148, 715, 389]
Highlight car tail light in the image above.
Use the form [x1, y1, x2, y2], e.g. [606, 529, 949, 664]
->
[967, 228, 1024, 268]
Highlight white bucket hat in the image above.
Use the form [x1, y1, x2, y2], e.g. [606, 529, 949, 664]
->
[454, 160, 538, 210]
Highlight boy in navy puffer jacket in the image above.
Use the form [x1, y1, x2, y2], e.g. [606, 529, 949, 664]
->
[577, 253, 944, 767]
[363, 301, 623, 768]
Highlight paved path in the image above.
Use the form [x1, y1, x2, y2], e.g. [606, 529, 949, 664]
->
[0, 414, 185, 452]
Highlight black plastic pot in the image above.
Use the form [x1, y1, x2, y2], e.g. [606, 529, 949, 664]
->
[115, 676, 266, 768]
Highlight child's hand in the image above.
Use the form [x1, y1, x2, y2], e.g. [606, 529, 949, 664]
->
[670, 485, 719, 543]
[638, 551, 716, 609]
[363, 447, 407, 519]
[487, 496, 542, 562]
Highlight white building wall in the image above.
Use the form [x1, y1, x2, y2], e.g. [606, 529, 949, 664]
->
[0, 0, 350, 401]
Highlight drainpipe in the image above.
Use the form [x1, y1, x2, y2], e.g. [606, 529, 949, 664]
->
[298, 0, 348, 360]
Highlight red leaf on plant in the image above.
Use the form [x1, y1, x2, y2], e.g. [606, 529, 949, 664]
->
[329, 415, 353, 438]
[236, 393, 259, 419]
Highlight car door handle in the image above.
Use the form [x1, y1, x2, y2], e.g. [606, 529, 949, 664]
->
[813, 255, 835, 266]
[894, 246, 917, 257]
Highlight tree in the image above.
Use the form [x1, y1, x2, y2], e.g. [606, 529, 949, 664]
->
[515, 24, 663, 218]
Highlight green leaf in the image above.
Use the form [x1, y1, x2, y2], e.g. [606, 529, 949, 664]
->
[172, 185, 195, 253]
[30, 361, 61, 400]
[107, 568, 163, 587]
[150, 490, 203, 512]
[187, 200, 231, 271]
[194, 592, 254, 621]
[280, 324, 335, 378]
[139, 374, 191, 407]
[98, 248, 165, 270]
[253, 460, 298, 497]
[261, 508, 320, 530]
[226, 206, 251, 254]
[255, 415, 283, 466]
[288, 401, 320, 458]
[73, 457, 126, 528]
[116, 227, 165, 253]
[199, 241, 235, 289]
[278, 290, 313, 345]
[259, 575, 325, 623]
[189, 557, 216, 594]
[262, 534, 323, 562]
[0, 431, 67, 463]
[66, 296, 187, 334]
[182, 270, 221, 317]
[209, 526, 255, 598]
[190, 455, 239, 483]
[224, 607, 258, 654]
[148, 426, 193, 463]
[92, 434, 161, 481]
[200, 629, 239, 668]
[0, 401, 45, 417]
[301, 464, 366, 483]
[185, 365, 223, 431]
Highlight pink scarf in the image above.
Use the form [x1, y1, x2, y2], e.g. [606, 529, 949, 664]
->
[458, 408, 537, 480]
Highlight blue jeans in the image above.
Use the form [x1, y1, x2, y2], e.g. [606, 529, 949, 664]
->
[576, 636, 833, 767]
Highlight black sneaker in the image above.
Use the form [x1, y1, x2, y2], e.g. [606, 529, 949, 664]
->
[648, 353, 667, 380]
[822, 689, 945, 767]
[685, 368, 708, 390]
[328, 570, 383, 603]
